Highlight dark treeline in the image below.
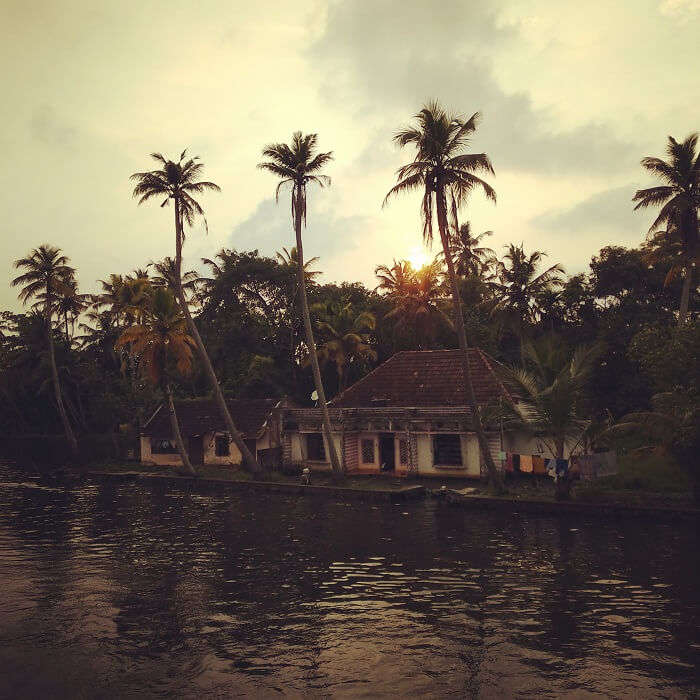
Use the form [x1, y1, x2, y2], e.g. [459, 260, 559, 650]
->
[1, 237, 695, 433]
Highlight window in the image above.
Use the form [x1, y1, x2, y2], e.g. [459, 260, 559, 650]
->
[398, 438, 410, 466]
[433, 434, 462, 466]
[151, 439, 178, 454]
[306, 433, 326, 461]
[361, 438, 375, 464]
[215, 435, 230, 457]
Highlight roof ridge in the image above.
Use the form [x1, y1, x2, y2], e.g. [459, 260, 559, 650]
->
[474, 347, 516, 405]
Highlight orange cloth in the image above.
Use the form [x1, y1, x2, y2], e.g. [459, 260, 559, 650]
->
[520, 455, 533, 473]
[533, 455, 546, 474]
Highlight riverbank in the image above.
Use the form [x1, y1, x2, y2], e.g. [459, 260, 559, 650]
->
[85, 465, 426, 502]
[81, 452, 699, 517]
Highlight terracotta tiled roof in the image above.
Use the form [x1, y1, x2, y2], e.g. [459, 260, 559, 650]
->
[143, 398, 280, 439]
[330, 349, 515, 408]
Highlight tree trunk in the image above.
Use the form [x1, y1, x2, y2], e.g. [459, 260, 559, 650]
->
[46, 293, 78, 456]
[678, 266, 692, 325]
[164, 382, 196, 475]
[172, 198, 262, 474]
[554, 436, 571, 501]
[436, 191, 504, 493]
[294, 183, 343, 476]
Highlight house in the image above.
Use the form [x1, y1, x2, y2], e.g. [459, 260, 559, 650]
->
[140, 398, 285, 467]
[281, 349, 550, 479]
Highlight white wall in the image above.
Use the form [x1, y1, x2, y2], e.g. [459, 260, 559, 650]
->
[141, 430, 271, 467]
[293, 431, 343, 472]
[413, 433, 480, 478]
[140, 435, 183, 466]
[503, 431, 577, 459]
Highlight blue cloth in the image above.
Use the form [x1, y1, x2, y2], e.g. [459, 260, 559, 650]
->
[555, 458, 568, 475]
[545, 458, 557, 478]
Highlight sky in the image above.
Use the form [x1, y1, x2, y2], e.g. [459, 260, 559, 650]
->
[1, 0, 698, 310]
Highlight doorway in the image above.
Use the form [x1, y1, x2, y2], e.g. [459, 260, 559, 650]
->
[188, 436, 204, 465]
[379, 433, 395, 471]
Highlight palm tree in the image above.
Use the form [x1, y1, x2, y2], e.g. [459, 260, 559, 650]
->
[12, 245, 78, 454]
[375, 259, 416, 295]
[54, 276, 91, 342]
[642, 224, 699, 307]
[312, 302, 377, 392]
[127, 267, 151, 283]
[276, 246, 322, 283]
[131, 150, 261, 474]
[384, 102, 504, 491]
[493, 243, 565, 354]
[115, 288, 197, 475]
[94, 274, 126, 324]
[258, 131, 343, 475]
[77, 310, 119, 372]
[499, 337, 601, 499]
[375, 259, 450, 348]
[443, 221, 496, 278]
[633, 133, 699, 324]
[150, 257, 200, 307]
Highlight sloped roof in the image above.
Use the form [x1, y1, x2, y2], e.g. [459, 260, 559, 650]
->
[143, 398, 280, 439]
[330, 349, 515, 408]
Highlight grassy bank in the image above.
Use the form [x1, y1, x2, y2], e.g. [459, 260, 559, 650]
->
[88, 448, 696, 509]
[89, 461, 416, 492]
[454, 448, 695, 508]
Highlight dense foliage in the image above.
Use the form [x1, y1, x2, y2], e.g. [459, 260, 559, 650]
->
[1, 239, 695, 436]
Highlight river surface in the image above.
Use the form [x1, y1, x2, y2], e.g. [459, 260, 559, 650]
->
[0, 463, 698, 698]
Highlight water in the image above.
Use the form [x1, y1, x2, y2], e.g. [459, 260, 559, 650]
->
[0, 464, 698, 698]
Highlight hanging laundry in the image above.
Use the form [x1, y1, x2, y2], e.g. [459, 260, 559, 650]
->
[555, 458, 568, 477]
[520, 455, 534, 473]
[545, 458, 557, 479]
[533, 455, 546, 474]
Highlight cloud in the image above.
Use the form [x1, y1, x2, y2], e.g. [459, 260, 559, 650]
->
[311, 0, 638, 175]
[28, 104, 77, 147]
[659, 0, 700, 20]
[226, 197, 368, 265]
[531, 185, 648, 236]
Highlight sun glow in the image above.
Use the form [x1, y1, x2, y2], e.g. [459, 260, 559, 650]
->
[407, 246, 430, 270]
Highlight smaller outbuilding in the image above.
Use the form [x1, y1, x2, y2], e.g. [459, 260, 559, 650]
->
[140, 398, 285, 467]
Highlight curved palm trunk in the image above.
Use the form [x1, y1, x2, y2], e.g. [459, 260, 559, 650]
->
[173, 200, 262, 474]
[46, 293, 78, 456]
[164, 382, 195, 475]
[679, 267, 692, 325]
[294, 191, 343, 476]
[436, 192, 504, 493]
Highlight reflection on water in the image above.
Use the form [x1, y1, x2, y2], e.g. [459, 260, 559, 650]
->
[0, 463, 698, 698]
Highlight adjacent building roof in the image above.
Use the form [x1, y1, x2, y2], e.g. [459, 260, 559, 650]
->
[143, 398, 280, 439]
[330, 349, 515, 408]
